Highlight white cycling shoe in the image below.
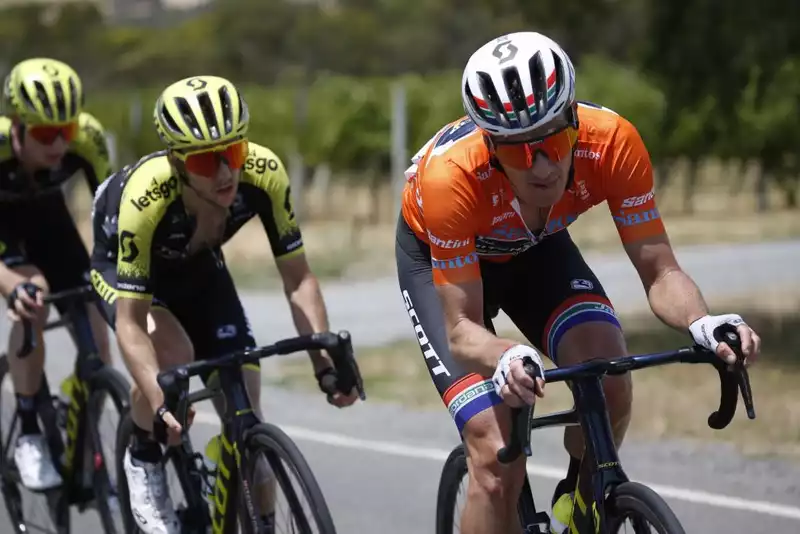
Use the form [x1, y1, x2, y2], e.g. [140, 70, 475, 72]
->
[14, 434, 63, 491]
[123, 448, 181, 534]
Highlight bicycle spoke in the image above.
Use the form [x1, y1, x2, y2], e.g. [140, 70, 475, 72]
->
[249, 449, 316, 534]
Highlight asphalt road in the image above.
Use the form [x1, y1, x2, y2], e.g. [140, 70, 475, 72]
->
[0, 238, 799, 533]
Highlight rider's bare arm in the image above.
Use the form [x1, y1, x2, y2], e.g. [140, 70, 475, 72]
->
[276, 253, 332, 371]
[606, 117, 711, 332]
[437, 280, 520, 376]
[625, 235, 709, 330]
[116, 297, 163, 412]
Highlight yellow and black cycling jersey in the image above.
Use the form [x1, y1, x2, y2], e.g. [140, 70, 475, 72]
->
[0, 113, 111, 201]
[91, 143, 304, 301]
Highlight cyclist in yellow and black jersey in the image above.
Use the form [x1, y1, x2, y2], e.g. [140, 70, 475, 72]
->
[0, 58, 112, 492]
[90, 75, 357, 534]
[92, 144, 303, 298]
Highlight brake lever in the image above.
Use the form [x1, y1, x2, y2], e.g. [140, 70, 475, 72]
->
[497, 361, 537, 464]
[719, 329, 756, 420]
[326, 330, 366, 401]
[708, 325, 756, 428]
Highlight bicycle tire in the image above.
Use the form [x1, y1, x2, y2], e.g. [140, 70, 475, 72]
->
[0, 353, 71, 534]
[0, 353, 26, 534]
[435, 444, 468, 534]
[242, 422, 336, 534]
[86, 366, 130, 534]
[605, 481, 686, 534]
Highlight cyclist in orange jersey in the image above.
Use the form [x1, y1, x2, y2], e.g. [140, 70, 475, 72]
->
[395, 31, 761, 534]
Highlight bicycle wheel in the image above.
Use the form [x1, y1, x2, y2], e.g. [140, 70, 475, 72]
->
[0, 353, 70, 534]
[435, 444, 468, 534]
[241, 422, 336, 534]
[605, 482, 686, 534]
[85, 367, 130, 534]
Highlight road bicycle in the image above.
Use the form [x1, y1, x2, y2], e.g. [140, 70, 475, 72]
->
[0, 284, 131, 534]
[115, 330, 366, 534]
[436, 323, 755, 534]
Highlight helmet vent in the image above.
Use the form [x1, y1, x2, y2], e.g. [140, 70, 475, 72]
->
[34, 81, 53, 119]
[218, 85, 233, 135]
[197, 91, 220, 140]
[476, 71, 510, 129]
[175, 96, 203, 140]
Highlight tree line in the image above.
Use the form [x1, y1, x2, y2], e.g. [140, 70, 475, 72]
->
[1, 0, 798, 208]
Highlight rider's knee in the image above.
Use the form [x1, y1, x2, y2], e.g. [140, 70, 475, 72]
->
[147, 308, 194, 367]
[463, 409, 526, 500]
[604, 372, 632, 410]
[557, 321, 631, 416]
[242, 365, 263, 418]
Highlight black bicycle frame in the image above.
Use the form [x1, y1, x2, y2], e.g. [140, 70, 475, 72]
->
[498, 324, 756, 533]
[159, 331, 365, 534]
[17, 285, 105, 504]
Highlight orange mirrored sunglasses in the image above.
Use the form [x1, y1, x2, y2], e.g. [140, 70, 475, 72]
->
[493, 127, 578, 170]
[175, 139, 249, 178]
[27, 122, 79, 145]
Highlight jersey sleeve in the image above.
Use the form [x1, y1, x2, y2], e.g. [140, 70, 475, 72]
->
[419, 159, 480, 286]
[242, 145, 304, 259]
[604, 117, 666, 243]
[72, 112, 112, 194]
[115, 171, 167, 301]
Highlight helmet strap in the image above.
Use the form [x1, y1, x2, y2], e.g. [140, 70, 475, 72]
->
[10, 119, 25, 152]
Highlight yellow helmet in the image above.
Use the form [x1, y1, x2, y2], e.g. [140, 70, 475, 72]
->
[2, 58, 83, 124]
[154, 76, 249, 150]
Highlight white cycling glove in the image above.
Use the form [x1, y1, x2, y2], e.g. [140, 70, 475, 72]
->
[688, 313, 746, 353]
[492, 344, 545, 397]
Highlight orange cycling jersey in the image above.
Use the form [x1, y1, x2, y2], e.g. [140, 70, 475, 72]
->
[401, 101, 665, 286]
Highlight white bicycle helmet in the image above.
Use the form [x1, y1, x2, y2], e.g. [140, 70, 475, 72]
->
[461, 31, 576, 139]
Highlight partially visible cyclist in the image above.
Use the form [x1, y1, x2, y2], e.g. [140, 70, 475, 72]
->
[397, 31, 762, 534]
[90, 75, 358, 534]
[0, 57, 112, 491]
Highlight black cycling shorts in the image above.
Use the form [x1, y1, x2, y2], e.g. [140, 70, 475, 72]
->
[91, 251, 257, 384]
[0, 192, 90, 315]
[395, 214, 621, 434]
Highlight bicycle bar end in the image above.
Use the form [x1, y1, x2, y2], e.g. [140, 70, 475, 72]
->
[333, 330, 367, 401]
[706, 325, 755, 429]
[497, 361, 537, 464]
[157, 367, 191, 417]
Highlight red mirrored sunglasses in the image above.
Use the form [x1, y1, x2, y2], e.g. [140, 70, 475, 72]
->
[175, 139, 249, 178]
[493, 127, 578, 170]
[27, 122, 79, 145]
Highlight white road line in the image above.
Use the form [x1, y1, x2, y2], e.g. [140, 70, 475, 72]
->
[191, 410, 800, 521]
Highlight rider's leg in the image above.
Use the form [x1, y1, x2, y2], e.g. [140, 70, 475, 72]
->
[124, 305, 190, 534]
[554, 321, 629, 502]
[5, 264, 63, 490]
[498, 230, 626, 532]
[6, 265, 50, 409]
[461, 404, 529, 533]
[128, 306, 195, 439]
[88, 304, 112, 365]
[90, 261, 188, 534]
[183, 257, 276, 528]
[395, 215, 523, 534]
